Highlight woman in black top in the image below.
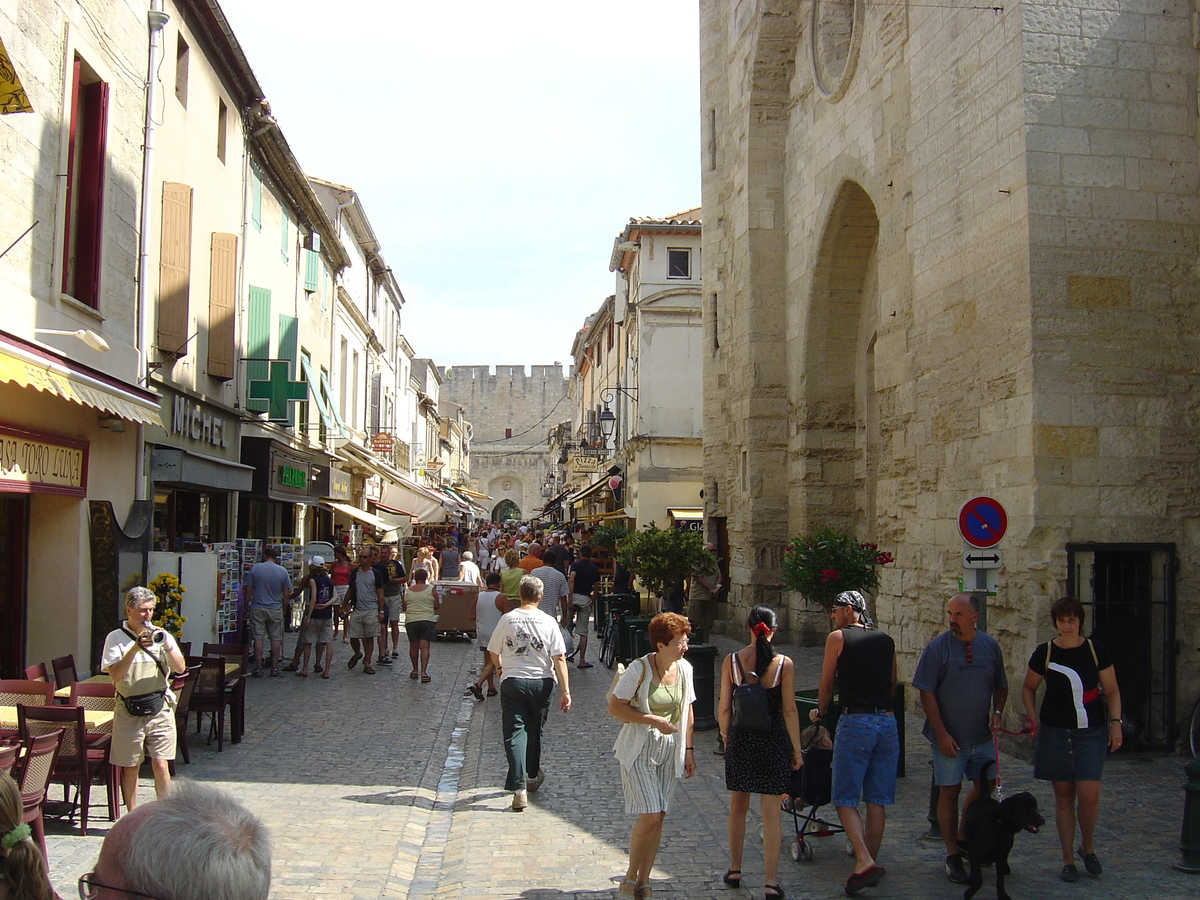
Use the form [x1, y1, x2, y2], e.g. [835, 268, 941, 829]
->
[1021, 596, 1122, 883]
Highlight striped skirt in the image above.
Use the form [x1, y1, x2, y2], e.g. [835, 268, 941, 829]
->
[620, 729, 680, 815]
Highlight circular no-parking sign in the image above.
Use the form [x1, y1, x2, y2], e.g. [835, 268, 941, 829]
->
[958, 496, 1008, 549]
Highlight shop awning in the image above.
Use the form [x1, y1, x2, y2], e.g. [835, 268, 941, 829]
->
[322, 500, 394, 530]
[667, 507, 703, 520]
[151, 447, 254, 492]
[456, 486, 492, 500]
[574, 509, 631, 523]
[380, 479, 445, 523]
[0, 34, 33, 114]
[0, 332, 161, 425]
[571, 474, 612, 508]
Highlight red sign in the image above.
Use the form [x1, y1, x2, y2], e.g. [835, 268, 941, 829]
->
[958, 496, 1008, 549]
[369, 433, 394, 454]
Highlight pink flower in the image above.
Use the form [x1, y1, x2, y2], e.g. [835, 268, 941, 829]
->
[819, 568, 840, 584]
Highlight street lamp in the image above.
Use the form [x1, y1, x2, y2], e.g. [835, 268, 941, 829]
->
[33, 328, 110, 352]
[598, 387, 638, 443]
[598, 405, 616, 440]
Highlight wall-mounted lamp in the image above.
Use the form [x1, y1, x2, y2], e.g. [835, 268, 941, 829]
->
[251, 114, 278, 138]
[34, 328, 110, 352]
[598, 405, 616, 439]
[98, 416, 126, 432]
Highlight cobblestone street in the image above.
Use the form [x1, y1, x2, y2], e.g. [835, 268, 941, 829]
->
[44, 633, 1198, 900]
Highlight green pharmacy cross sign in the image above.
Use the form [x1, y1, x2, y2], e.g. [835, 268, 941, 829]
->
[248, 360, 308, 422]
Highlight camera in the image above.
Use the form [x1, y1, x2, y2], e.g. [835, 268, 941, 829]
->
[150, 629, 166, 645]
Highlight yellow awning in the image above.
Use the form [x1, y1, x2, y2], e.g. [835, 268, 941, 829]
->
[667, 507, 703, 520]
[456, 486, 493, 500]
[0, 34, 32, 114]
[321, 501, 393, 530]
[0, 338, 161, 425]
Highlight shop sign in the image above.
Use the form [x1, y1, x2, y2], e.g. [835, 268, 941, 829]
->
[0, 423, 88, 497]
[370, 432, 394, 454]
[328, 468, 351, 501]
[278, 464, 307, 489]
[363, 473, 381, 502]
[571, 456, 599, 474]
[268, 450, 311, 498]
[169, 393, 230, 449]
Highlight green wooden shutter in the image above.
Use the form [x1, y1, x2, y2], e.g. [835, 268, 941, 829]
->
[304, 249, 319, 293]
[280, 207, 289, 261]
[245, 286, 271, 412]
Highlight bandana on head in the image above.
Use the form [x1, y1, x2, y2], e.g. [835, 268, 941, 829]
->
[833, 590, 873, 628]
[1, 822, 31, 850]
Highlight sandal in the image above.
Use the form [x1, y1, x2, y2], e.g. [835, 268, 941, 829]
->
[487, 688, 498, 697]
[637, 885, 653, 898]
[421, 675, 432, 683]
[764, 885, 785, 900]
[466, 683, 484, 701]
[321, 672, 330, 679]
[617, 881, 638, 899]
[363, 666, 376, 675]
[722, 869, 741, 888]
[844, 865, 885, 895]
[409, 671, 419, 679]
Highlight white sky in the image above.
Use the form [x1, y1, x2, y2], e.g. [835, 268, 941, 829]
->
[219, 0, 701, 370]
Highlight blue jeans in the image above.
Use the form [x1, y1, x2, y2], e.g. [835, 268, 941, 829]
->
[831, 713, 900, 807]
[500, 677, 554, 791]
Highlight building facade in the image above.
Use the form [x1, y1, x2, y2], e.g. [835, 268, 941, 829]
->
[700, 0, 1200, 748]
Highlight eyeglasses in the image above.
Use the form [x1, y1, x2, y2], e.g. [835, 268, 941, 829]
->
[964, 642, 973, 665]
[78, 873, 156, 899]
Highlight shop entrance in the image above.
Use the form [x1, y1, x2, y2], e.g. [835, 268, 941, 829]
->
[0, 496, 29, 677]
[1066, 543, 1176, 750]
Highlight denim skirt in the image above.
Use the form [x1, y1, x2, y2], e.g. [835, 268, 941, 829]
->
[1033, 724, 1107, 782]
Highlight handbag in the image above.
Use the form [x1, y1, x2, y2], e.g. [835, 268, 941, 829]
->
[729, 652, 771, 734]
[607, 656, 649, 719]
[119, 626, 169, 717]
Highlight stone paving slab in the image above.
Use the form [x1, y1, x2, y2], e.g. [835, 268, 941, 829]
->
[42, 631, 1198, 899]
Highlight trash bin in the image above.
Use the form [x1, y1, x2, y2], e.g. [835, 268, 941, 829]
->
[618, 615, 651, 665]
[685, 642, 718, 730]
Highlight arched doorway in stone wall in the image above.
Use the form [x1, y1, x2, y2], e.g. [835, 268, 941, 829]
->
[493, 499, 521, 522]
[795, 179, 881, 537]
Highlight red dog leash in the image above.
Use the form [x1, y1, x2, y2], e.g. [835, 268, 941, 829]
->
[991, 724, 1035, 801]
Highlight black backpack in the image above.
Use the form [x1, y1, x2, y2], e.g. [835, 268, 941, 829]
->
[729, 651, 772, 734]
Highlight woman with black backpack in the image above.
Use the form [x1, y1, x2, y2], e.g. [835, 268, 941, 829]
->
[718, 606, 803, 900]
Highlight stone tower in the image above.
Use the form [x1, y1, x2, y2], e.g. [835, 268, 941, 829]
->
[701, 0, 1200, 746]
[439, 365, 570, 522]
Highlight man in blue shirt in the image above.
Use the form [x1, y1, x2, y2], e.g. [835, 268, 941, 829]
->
[913, 593, 1008, 884]
[244, 547, 293, 676]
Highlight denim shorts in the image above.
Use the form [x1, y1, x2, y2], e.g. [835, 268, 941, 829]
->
[831, 713, 900, 807]
[1033, 724, 1107, 782]
[932, 737, 997, 786]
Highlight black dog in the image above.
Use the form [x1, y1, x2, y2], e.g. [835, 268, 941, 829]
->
[961, 760, 1045, 900]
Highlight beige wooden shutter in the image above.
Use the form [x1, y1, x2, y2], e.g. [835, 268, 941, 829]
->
[207, 232, 238, 380]
[157, 182, 193, 352]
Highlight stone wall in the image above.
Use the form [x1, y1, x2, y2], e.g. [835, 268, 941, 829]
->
[701, 0, 1200, 739]
[440, 365, 570, 521]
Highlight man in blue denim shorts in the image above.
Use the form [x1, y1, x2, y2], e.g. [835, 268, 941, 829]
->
[810, 590, 897, 896]
[913, 593, 1008, 884]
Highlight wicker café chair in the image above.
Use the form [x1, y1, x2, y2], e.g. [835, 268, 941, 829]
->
[167, 664, 201, 775]
[186, 656, 234, 752]
[15, 728, 64, 862]
[68, 681, 116, 712]
[18, 704, 117, 836]
[0, 741, 19, 776]
[50, 655, 79, 690]
[23, 663, 49, 683]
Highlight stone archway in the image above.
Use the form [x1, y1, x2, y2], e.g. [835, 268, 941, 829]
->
[493, 499, 520, 522]
[796, 179, 881, 535]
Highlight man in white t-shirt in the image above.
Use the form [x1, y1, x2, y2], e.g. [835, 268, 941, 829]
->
[458, 551, 484, 587]
[102, 586, 188, 810]
[487, 575, 571, 810]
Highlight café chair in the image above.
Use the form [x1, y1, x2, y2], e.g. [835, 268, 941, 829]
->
[185, 656, 234, 752]
[0, 680, 55, 707]
[167, 665, 201, 775]
[15, 727, 64, 862]
[50, 655, 78, 690]
[68, 681, 116, 711]
[18, 704, 117, 836]
[23, 663, 49, 683]
[202, 643, 249, 742]
[177, 641, 191, 656]
[0, 741, 19, 776]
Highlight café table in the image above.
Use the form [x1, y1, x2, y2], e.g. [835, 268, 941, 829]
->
[52, 663, 238, 699]
[0, 705, 114, 735]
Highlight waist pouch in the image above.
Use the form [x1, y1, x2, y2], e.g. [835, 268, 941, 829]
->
[121, 690, 166, 717]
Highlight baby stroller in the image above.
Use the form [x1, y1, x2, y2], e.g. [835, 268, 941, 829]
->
[787, 743, 847, 862]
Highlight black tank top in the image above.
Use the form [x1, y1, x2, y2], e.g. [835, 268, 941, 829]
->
[836, 626, 894, 710]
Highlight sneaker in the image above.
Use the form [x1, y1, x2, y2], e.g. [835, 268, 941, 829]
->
[945, 855, 968, 884]
[512, 789, 528, 811]
[526, 769, 545, 793]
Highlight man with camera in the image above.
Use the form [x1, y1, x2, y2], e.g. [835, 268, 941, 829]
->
[101, 586, 188, 811]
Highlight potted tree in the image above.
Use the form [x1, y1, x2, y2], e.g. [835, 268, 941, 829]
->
[780, 526, 894, 616]
[615, 523, 718, 610]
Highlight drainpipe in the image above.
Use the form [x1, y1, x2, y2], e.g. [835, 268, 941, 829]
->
[135, 1, 169, 502]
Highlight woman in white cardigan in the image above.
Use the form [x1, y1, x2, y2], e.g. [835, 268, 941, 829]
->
[607, 612, 697, 899]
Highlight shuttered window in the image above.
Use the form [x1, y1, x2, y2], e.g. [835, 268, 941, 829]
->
[61, 58, 109, 309]
[207, 232, 237, 380]
[280, 207, 289, 261]
[156, 182, 193, 353]
[278, 314, 300, 428]
[303, 248, 319, 293]
[246, 286, 271, 413]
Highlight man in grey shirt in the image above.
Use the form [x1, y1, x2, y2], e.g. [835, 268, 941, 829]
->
[245, 547, 292, 676]
[530, 548, 570, 623]
[343, 547, 386, 674]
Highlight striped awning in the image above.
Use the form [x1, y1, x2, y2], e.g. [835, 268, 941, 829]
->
[0, 333, 160, 425]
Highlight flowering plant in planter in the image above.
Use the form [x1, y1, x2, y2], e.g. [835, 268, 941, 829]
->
[148, 572, 188, 640]
[781, 526, 894, 614]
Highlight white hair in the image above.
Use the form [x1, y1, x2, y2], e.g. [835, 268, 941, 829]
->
[518, 575, 544, 602]
[125, 586, 155, 608]
[115, 780, 270, 900]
